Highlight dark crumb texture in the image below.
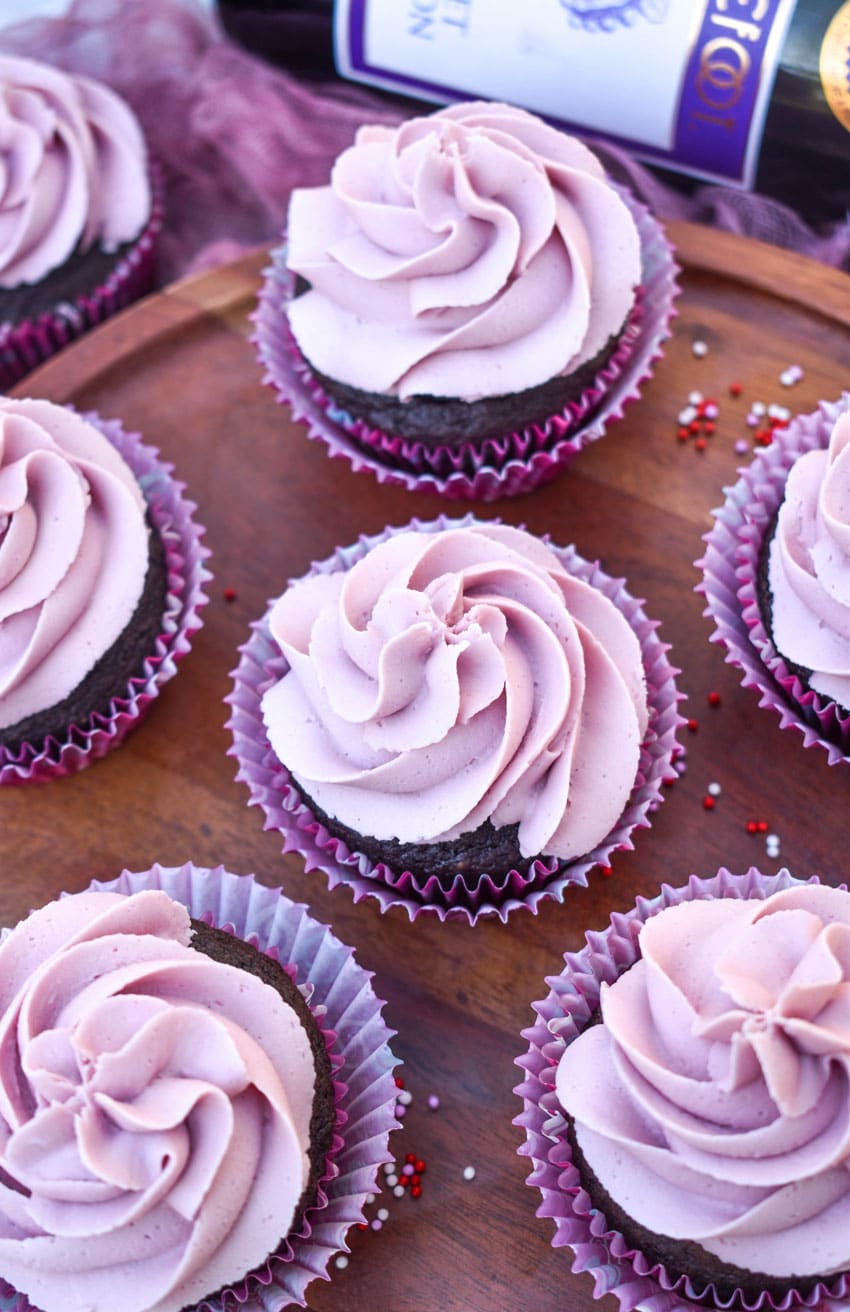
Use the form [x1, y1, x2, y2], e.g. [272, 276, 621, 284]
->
[0, 237, 140, 325]
[566, 1102, 837, 1305]
[300, 787, 540, 890]
[0, 524, 168, 756]
[189, 918, 335, 1231]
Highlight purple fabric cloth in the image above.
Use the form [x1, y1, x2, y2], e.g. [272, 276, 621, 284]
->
[4, 0, 850, 284]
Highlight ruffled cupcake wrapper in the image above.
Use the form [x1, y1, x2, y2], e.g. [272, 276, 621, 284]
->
[0, 162, 163, 393]
[0, 863, 399, 1312]
[253, 187, 679, 502]
[0, 410, 211, 785]
[225, 514, 684, 924]
[697, 397, 850, 766]
[514, 866, 850, 1312]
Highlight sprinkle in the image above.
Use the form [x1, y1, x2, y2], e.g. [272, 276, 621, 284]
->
[365, 1193, 376, 1204]
[377, 1207, 389, 1222]
[695, 437, 707, 452]
[757, 820, 769, 833]
[734, 439, 749, 455]
[707, 691, 721, 707]
[599, 864, 613, 877]
[394, 1076, 405, 1089]
[462, 1166, 476, 1181]
[427, 1094, 440, 1111]
[688, 390, 704, 405]
[405, 1153, 416, 1164]
[397, 1089, 413, 1106]
[703, 421, 716, 435]
[692, 339, 708, 357]
[415, 1160, 426, 1173]
[395, 1103, 407, 1118]
[752, 401, 766, 416]
[393, 1184, 405, 1197]
[411, 1185, 423, 1198]
[335, 1255, 349, 1270]
[678, 405, 698, 426]
[767, 833, 780, 844]
[677, 427, 690, 442]
[707, 781, 722, 796]
[687, 718, 699, 733]
[702, 795, 716, 811]
[357, 1222, 369, 1232]
[704, 401, 719, 419]
[223, 587, 237, 602]
[371, 1219, 383, 1232]
[729, 381, 743, 397]
[386, 1173, 398, 1188]
[401, 1163, 414, 1176]
[382, 1164, 394, 1176]
[780, 364, 803, 386]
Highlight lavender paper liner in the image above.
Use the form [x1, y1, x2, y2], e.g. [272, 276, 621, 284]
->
[0, 162, 164, 393]
[697, 396, 850, 768]
[253, 187, 680, 502]
[225, 514, 684, 925]
[0, 410, 211, 786]
[0, 862, 400, 1312]
[514, 866, 850, 1312]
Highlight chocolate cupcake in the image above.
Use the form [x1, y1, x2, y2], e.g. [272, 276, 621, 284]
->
[0, 399, 210, 785]
[0, 55, 161, 389]
[0, 863, 399, 1312]
[699, 396, 850, 765]
[255, 100, 679, 500]
[227, 515, 683, 921]
[517, 868, 850, 1312]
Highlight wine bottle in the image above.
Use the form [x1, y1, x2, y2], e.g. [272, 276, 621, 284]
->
[216, 0, 850, 225]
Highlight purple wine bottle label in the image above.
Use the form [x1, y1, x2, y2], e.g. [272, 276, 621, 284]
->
[334, 0, 799, 186]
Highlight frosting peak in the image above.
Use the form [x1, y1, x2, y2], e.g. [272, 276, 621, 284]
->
[286, 101, 640, 400]
[0, 55, 150, 288]
[262, 523, 648, 862]
[768, 408, 850, 708]
[556, 884, 850, 1279]
[0, 889, 318, 1312]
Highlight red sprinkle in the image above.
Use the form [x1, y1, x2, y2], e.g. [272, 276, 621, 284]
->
[729, 381, 743, 397]
[702, 795, 716, 811]
[757, 820, 769, 833]
[223, 587, 237, 602]
[687, 718, 699, 733]
[600, 864, 613, 877]
[704, 421, 716, 435]
[746, 821, 758, 834]
[405, 1152, 416, 1164]
[707, 691, 721, 707]
[689, 420, 701, 435]
[695, 437, 707, 452]
[756, 429, 773, 446]
[415, 1160, 426, 1173]
[677, 427, 689, 442]
[357, 1222, 369, 1231]
[411, 1185, 423, 1199]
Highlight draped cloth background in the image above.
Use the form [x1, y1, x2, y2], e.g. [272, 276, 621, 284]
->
[4, 0, 850, 285]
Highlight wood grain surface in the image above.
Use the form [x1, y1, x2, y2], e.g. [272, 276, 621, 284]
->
[3, 220, 850, 1312]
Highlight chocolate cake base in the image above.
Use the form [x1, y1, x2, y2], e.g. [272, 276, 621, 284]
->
[0, 236, 142, 326]
[0, 523, 168, 756]
[565, 1113, 838, 1305]
[300, 786, 540, 891]
[189, 918, 335, 1225]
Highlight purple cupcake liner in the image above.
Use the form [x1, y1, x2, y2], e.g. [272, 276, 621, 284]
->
[0, 162, 164, 393]
[0, 409, 211, 786]
[0, 862, 400, 1312]
[225, 514, 684, 925]
[514, 866, 850, 1312]
[697, 396, 850, 768]
[253, 187, 680, 502]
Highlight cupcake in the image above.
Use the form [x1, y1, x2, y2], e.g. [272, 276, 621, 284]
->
[227, 516, 682, 922]
[0, 863, 399, 1312]
[0, 398, 210, 785]
[0, 54, 161, 390]
[255, 100, 679, 500]
[517, 869, 850, 1312]
[699, 395, 850, 766]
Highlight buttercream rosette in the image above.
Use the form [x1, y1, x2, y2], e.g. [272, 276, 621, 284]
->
[0, 402, 210, 785]
[0, 863, 399, 1312]
[0, 55, 161, 390]
[698, 396, 850, 766]
[254, 102, 679, 502]
[515, 868, 850, 1312]
[226, 515, 682, 923]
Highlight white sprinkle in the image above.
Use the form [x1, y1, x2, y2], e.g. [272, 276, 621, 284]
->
[688, 390, 704, 405]
[365, 1193, 375, 1205]
[397, 1089, 413, 1106]
[462, 1166, 476, 1181]
[382, 1164, 394, 1176]
[377, 1207, 389, 1221]
[780, 365, 803, 386]
[393, 1184, 405, 1197]
[752, 401, 766, 416]
[678, 405, 697, 425]
[386, 1174, 398, 1188]
[427, 1094, 440, 1111]
[707, 781, 722, 797]
[692, 339, 708, 357]
[335, 1255, 349, 1270]
[766, 833, 780, 844]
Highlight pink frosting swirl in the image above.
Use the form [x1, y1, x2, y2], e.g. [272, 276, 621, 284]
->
[768, 409, 850, 708]
[556, 885, 850, 1280]
[262, 523, 648, 861]
[286, 101, 640, 400]
[0, 54, 150, 289]
[0, 398, 150, 733]
[0, 889, 318, 1312]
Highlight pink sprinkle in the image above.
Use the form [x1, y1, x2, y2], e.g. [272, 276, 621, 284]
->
[402, 1163, 415, 1176]
[427, 1094, 440, 1111]
[371, 1219, 383, 1232]
[734, 439, 749, 455]
[395, 1103, 407, 1118]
